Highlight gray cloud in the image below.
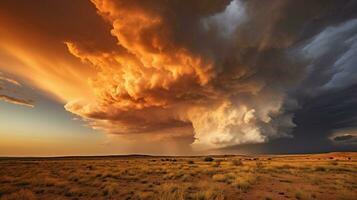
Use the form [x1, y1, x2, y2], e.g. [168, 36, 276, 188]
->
[298, 18, 357, 96]
[334, 135, 354, 142]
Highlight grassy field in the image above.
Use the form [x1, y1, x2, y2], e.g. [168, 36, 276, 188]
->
[0, 152, 356, 200]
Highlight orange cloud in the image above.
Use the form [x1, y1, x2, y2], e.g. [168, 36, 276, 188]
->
[0, 0, 321, 151]
[0, 75, 21, 86]
[62, 0, 297, 150]
[0, 72, 34, 108]
[0, 94, 34, 108]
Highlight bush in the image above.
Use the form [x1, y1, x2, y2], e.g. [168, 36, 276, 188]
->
[187, 160, 194, 164]
[231, 159, 243, 166]
[212, 162, 220, 168]
[233, 178, 251, 191]
[232, 174, 256, 191]
[330, 160, 338, 166]
[315, 166, 326, 172]
[256, 161, 263, 169]
[212, 174, 227, 182]
[102, 183, 119, 197]
[204, 157, 214, 162]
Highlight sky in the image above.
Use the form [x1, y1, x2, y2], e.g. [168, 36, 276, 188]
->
[0, 0, 357, 156]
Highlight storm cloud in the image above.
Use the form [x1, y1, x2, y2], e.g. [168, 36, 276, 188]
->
[1, 0, 357, 152]
[63, 0, 357, 150]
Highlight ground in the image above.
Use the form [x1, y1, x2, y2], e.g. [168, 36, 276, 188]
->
[0, 152, 356, 200]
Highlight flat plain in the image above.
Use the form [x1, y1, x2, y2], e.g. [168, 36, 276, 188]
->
[0, 152, 356, 200]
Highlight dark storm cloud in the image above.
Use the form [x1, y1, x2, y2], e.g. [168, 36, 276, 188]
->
[218, 82, 357, 154]
[334, 135, 355, 142]
[199, 0, 357, 153]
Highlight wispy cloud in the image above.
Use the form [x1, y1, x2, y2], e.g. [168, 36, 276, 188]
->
[0, 72, 33, 108]
[0, 75, 22, 86]
[0, 94, 34, 108]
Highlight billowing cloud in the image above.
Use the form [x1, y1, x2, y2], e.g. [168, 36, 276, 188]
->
[63, 0, 326, 150]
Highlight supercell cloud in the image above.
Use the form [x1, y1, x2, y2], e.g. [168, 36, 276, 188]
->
[63, 0, 329, 149]
[1, 0, 357, 152]
[64, 0, 300, 149]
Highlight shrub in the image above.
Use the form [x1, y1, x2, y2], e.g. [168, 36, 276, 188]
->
[86, 165, 94, 170]
[315, 166, 326, 172]
[212, 161, 220, 167]
[232, 173, 256, 191]
[212, 174, 227, 182]
[187, 160, 194, 164]
[181, 174, 191, 182]
[233, 178, 251, 190]
[256, 161, 264, 169]
[102, 183, 119, 197]
[231, 159, 243, 166]
[295, 191, 307, 200]
[330, 160, 338, 166]
[204, 157, 214, 162]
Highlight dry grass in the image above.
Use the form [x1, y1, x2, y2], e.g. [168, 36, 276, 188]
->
[1, 189, 36, 200]
[0, 152, 356, 200]
[231, 173, 256, 191]
[211, 174, 225, 182]
[157, 183, 186, 200]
